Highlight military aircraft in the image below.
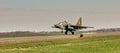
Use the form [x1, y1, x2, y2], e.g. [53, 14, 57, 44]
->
[52, 17, 93, 35]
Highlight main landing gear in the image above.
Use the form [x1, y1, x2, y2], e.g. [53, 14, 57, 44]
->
[65, 30, 74, 35]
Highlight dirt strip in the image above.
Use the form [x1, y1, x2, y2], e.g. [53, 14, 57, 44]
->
[0, 32, 120, 44]
[0, 35, 80, 44]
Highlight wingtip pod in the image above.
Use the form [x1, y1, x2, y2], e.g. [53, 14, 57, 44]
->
[51, 25, 56, 28]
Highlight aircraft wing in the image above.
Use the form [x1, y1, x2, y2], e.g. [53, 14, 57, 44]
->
[71, 25, 94, 29]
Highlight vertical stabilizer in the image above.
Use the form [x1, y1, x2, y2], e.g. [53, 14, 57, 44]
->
[76, 17, 82, 26]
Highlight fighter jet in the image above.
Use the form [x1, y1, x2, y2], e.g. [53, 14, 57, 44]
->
[52, 17, 93, 35]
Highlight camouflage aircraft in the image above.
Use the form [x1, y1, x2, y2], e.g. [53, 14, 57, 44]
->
[52, 17, 93, 35]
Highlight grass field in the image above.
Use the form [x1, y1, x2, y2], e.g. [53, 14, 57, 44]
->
[0, 35, 120, 53]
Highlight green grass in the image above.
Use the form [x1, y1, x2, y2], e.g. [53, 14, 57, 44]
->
[0, 35, 120, 53]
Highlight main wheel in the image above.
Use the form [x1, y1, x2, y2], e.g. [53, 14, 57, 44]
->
[72, 32, 74, 35]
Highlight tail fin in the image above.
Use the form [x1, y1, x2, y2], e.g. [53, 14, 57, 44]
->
[76, 17, 82, 26]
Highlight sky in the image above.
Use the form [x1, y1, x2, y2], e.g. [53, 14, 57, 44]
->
[0, 0, 120, 32]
